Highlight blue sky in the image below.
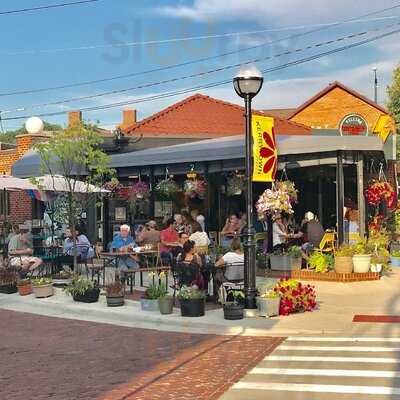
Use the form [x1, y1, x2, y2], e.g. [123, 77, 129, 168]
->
[0, 0, 400, 131]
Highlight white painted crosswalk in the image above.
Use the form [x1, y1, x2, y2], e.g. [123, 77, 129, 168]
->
[220, 337, 400, 400]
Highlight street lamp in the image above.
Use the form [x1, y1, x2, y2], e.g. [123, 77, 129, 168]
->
[233, 65, 263, 309]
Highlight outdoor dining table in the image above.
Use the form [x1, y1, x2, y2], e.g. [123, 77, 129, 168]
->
[99, 249, 164, 291]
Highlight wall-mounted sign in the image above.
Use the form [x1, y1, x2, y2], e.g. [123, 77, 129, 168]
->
[339, 114, 368, 136]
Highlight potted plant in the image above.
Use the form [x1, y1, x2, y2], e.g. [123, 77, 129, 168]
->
[227, 175, 245, 196]
[158, 272, 174, 314]
[334, 244, 354, 273]
[140, 273, 161, 311]
[274, 278, 317, 315]
[31, 277, 54, 298]
[353, 240, 373, 273]
[178, 285, 206, 317]
[223, 290, 244, 320]
[0, 268, 17, 294]
[64, 275, 99, 303]
[270, 246, 301, 271]
[257, 290, 280, 317]
[390, 250, 400, 267]
[183, 179, 207, 200]
[308, 251, 333, 273]
[287, 245, 302, 269]
[17, 278, 32, 296]
[105, 281, 125, 307]
[256, 181, 297, 217]
[154, 178, 181, 200]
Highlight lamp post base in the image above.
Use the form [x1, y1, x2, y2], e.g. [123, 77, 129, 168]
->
[244, 289, 258, 309]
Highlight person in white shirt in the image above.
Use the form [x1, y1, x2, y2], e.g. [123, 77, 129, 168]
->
[272, 214, 288, 249]
[215, 238, 244, 281]
[189, 225, 210, 247]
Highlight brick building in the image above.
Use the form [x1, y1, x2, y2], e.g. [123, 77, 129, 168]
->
[0, 133, 50, 224]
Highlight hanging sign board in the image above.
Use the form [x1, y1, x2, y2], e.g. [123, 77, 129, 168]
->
[252, 115, 277, 182]
[339, 114, 368, 136]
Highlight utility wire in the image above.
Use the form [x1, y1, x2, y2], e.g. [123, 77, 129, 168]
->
[0, 0, 101, 16]
[2, 14, 399, 56]
[3, 25, 400, 121]
[2, 20, 399, 114]
[1, 3, 400, 97]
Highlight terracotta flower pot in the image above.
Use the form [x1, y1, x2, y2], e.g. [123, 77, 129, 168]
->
[17, 282, 32, 296]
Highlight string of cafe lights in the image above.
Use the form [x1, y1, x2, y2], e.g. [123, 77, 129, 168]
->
[1, 3, 400, 97]
[2, 24, 400, 121]
[2, 19, 400, 115]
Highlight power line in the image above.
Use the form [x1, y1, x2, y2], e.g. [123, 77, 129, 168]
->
[2, 14, 399, 56]
[0, 0, 101, 16]
[3, 25, 400, 121]
[3, 21, 397, 114]
[1, 3, 400, 97]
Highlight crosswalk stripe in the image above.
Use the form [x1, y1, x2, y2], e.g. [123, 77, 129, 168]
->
[232, 382, 400, 395]
[278, 345, 400, 352]
[249, 368, 400, 378]
[286, 337, 400, 342]
[265, 355, 400, 363]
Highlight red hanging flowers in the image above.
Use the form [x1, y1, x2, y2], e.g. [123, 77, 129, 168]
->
[365, 180, 396, 209]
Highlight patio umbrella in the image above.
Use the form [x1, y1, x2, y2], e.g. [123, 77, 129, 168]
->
[31, 175, 109, 193]
[0, 175, 36, 191]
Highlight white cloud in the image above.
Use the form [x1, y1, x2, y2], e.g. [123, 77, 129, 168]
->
[158, 0, 400, 24]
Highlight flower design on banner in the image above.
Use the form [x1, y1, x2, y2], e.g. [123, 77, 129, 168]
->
[259, 128, 277, 179]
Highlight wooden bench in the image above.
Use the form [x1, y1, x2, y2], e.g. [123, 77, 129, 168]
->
[125, 266, 171, 293]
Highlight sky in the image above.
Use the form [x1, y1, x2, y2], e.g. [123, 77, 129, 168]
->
[0, 0, 400, 132]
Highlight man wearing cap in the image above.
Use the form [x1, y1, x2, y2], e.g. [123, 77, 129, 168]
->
[8, 225, 42, 276]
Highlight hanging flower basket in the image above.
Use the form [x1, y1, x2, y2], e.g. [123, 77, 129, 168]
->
[227, 175, 245, 196]
[154, 178, 181, 200]
[129, 181, 151, 202]
[103, 180, 123, 199]
[365, 180, 396, 209]
[184, 179, 207, 200]
[256, 181, 297, 217]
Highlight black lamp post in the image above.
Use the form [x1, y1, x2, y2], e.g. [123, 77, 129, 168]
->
[233, 65, 263, 309]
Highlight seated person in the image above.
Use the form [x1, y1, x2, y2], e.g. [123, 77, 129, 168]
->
[63, 225, 94, 260]
[135, 220, 161, 248]
[160, 218, 180, 264]
[214, 238, 244, 298]
[175, 240, 204, 289]
[189, 225, 210, 248]
[171, 231, 190, 259]
[8, 224, 42, 277]
[191, 209, 205, 232]
[272, 213, 289, 251]
[220, 214, 242, 247]
[290, 211, 324, 258]
[111, 224, 139, 275]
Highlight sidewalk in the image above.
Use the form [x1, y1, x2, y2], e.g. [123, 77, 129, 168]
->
[1, 269, 400, 337]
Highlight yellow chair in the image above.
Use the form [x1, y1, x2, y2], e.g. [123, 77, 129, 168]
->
[318, 230, 336, 253]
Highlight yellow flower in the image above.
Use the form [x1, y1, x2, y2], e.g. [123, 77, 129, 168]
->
[148, 272, 156, 278]
[159, 271, 166, 278]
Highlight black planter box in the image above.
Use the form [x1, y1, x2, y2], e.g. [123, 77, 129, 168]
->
[0, 284, 17, 294]
[223, 303, 244, 320]
[179, 298, 205, 317]
[73, 288, 100, 303]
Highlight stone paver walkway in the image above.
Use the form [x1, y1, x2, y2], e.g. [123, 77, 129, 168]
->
[0, 309, 282, 400]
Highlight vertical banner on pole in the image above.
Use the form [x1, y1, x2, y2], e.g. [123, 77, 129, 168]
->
[252, 115, 277, 182]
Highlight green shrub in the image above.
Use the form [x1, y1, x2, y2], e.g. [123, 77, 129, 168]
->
[335, 244, 355, 257]
[287, 245, 301, 258]
[63, 275, 94, 296]
[308, 251, 333, 273]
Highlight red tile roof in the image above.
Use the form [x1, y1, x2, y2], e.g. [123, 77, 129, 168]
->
[288, 81, 390, 119]
[122, 93, 311, 137]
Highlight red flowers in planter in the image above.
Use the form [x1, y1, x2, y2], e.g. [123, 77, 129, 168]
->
[365, 180, 396, 209]
[274, 278, 317, 316]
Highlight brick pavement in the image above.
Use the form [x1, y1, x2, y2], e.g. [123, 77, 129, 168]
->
[0, 309, 282, 400]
